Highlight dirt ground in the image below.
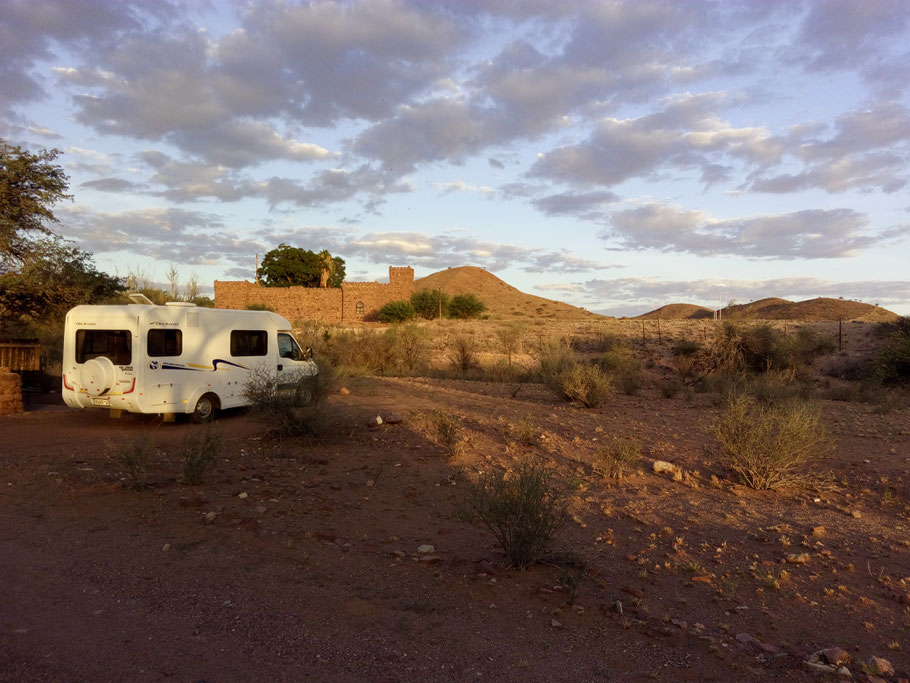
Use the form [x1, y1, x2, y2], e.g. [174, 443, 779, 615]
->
[1, 368, 909, 682]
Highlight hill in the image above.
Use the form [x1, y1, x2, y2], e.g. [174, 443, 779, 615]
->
[415, 266, 600, 320]
[636, 303, 713, 320]
[637, 297, 899, 322]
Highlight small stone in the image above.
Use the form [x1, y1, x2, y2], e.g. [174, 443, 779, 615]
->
[865, 656, 895, 677]
[812, 526, 827, 537]
[736, 633, 755, 644]
[238, 492, 248, 499]
[254, 505, 267, 515]
[392, 550, 406, 558]
[417, 544, 435, 554]
[384, 413, 404, 424]
[366, 480, 375, 487]
[850, 510, 862, 519]
[652, 460, 678, 475]
[370, 415, 383, 427]
[835, 666, 851, 679]
[551, 618, 562, 628]
[804, 661, 838, 674]
[339, 387, 350, 395]
[162, 543, 171, 551]
[820, 647, 851, 666]
[203, 511, 217, 524]
[419, 555, 441, 564]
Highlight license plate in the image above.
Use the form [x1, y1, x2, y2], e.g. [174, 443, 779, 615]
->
[92, 397, 111, 407]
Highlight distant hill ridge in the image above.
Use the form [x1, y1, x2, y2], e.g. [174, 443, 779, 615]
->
[415, 266, 599, 320]
[637, 297, 899, 322]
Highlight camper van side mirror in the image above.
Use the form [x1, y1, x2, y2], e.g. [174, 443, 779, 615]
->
[305, 347, 313, 360]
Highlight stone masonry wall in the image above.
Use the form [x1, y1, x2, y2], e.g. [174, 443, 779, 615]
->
[214, 266, 414, 323]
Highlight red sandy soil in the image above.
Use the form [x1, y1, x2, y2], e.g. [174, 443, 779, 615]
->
[1, 377, 909, 681]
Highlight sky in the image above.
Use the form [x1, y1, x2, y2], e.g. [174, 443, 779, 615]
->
[2, 0, 909, 317]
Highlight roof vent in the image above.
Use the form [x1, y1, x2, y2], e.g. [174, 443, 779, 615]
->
[165, 301, 196, 307]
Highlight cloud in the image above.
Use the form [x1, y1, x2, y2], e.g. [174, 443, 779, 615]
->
[529, 91, 782, 188]
[433, 180, 494, 195]
[532, 190, 619, 219]
[603, 203, 891, 259]
[80, 177, 146, 193]
[534, 283, 583, 293]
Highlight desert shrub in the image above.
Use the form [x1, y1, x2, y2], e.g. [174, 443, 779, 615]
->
[322, 329, 393, 375]
[700, 323, 835, 377]
[378, 300, 416, 323]
[496, 323, 526, 367]
[745, 371, 808, 405]
[507, 415, 540, 447]
[413, 409, 465, 456]
[448, 293, 486, 319]
[599, 345, 639, 374]
[461, 463, 567, 569]
[116, 438, 155, 490]
[658, 379, 681, 398]
[872, 389, 908, 415]
[582, 331, 625, 352]
[710, 393, 832, 490]
[537, 339, 576, 387]
[386, 323, 430, 374]
[673, 339, 702, 356]
[867, 326, 910, 386]
[242, 362, 334, 436]
[592, 438, 641, 479]
[482, 359, 527, 383]
[448, 334, 478, 372]
[558, 364, 613, 408]
[180, 426, 222, 486]
[245, 303, 275, 312]
[410, 289, 450, 319]
[615, 371, 643, 396]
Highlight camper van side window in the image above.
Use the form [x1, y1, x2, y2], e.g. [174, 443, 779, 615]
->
[75, 329, 132, 365]
[230, 330, 268, 356]
[147, 329, 182, 357]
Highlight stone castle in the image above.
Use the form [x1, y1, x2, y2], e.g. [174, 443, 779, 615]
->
[214, 266, 414, 323]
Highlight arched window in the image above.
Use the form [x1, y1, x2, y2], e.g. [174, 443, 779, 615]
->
[355, 301, 364, 315]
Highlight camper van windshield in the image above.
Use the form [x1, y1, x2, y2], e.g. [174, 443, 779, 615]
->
[277, 333, 302, 360]
[76, 329, 132, 365]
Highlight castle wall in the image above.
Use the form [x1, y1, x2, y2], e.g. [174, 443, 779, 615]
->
[214, 266, 414, 323]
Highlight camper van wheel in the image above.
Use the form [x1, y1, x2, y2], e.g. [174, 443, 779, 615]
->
[192, 393, 219, 423]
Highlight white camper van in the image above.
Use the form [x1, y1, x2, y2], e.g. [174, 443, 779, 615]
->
[62, 301, 317, 422]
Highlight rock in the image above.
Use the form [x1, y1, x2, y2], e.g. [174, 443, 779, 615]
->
[621, 585, 644, 599]
[203, 511, 217, 524]
[787, 553, 811, 564]
[821, 647, 852, 666]
[865, 656, 895, 678]
[384, 413, 404, 424]
[419, 555, 441, 564]
[254, 505, 267, 515]
[652, 460, 678, 475]
[812, 526, 827, 537]
[417, 544, 435, 554]
[339, 387, 350, 395]
[804, 661, 838, 674]
[551, 618, 562, 628]
[238, 492, 248, 499]
[392, 550, 406, 558]
[368, 415, 383, 429]
[736, 633, 756, 644]
[850, 509, 862, 519]
[835, 666, 852, 679]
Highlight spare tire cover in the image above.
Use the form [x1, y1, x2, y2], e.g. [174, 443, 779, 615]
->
[79, 357, 116, 396]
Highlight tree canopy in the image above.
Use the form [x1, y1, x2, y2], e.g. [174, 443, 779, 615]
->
[1, 140, 72, 271]
[257, 244, 345, 288]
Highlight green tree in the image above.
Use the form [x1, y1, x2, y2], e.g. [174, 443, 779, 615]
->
[0, 236, 123, 326]
[411, 288, 450, 319]
[257, 243, 345, 288]
[1, 140, 72, 270]
[449, 293, 486, 319]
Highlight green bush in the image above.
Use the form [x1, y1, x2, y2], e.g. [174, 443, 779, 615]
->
[537, 339, 576, 387]
[448, 293, 486, 319]
[592, 438, 641, 479]
[378, 300, 416, 323]
[321, 329, 393, 375]
[461, 463, 567, 569]
[710, 393, 832, 490]
[180, 426, 222, 486]
[245, 303, 275, 311]
[673, 340, 701, 356]
[411, 289, 450, 320]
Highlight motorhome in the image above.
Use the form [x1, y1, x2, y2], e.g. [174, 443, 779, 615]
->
[62, 300, 317, 422]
